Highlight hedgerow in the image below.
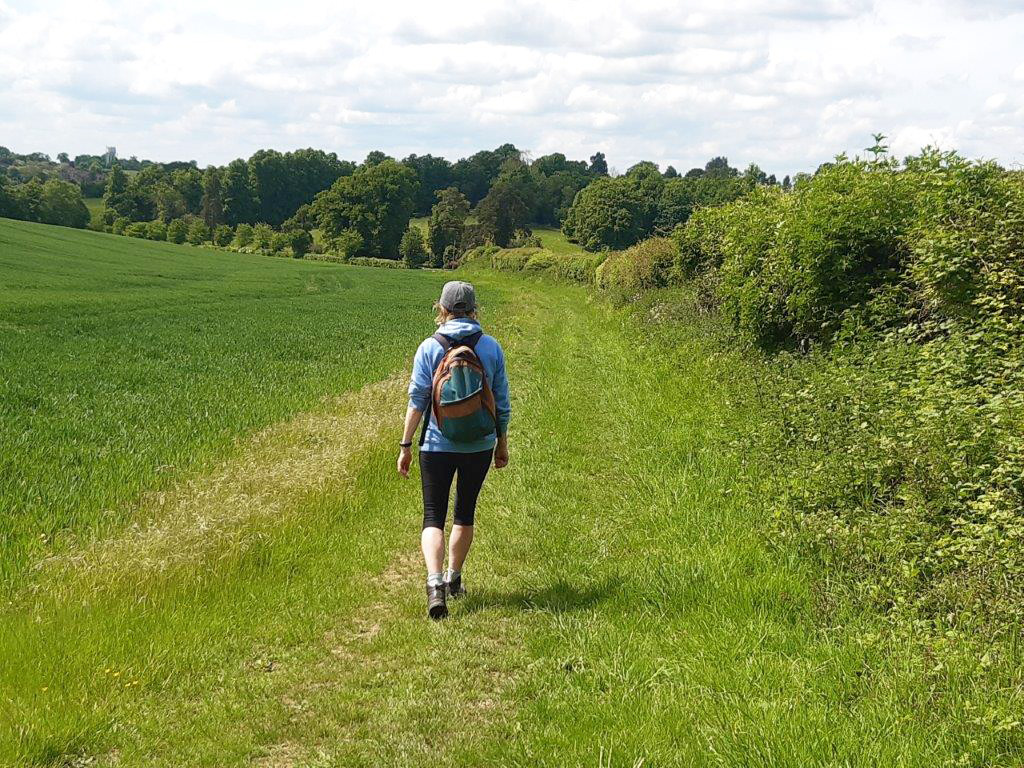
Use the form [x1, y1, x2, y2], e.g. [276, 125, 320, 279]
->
[465, 245, 607, 285]
[594, 237, 676, 303]
[346, 256, 407, 269]
[673, 149, 1024, 633]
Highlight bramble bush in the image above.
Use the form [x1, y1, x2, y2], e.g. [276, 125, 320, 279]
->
[678, 149, 1024, 633]
[595, 237, 676, 303]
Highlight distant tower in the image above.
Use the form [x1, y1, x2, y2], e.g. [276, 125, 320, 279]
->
[104, 147, 117, 167]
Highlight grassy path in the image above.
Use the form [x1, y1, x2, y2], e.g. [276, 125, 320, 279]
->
[2, 269, 1000, 765]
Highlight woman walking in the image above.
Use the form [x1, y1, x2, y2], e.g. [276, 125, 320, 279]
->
[397, 280, 510, 619]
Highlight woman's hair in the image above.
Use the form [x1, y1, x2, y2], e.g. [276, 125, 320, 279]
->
[434, 302, 478, 326]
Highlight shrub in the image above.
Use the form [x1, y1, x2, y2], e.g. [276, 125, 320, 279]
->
[166, 218, 188, 244]
[595, 237, 676, 302]
[508, 231, 542, 249]
[146, 220, 167, 241]
[213, 224, 234, 247]
[111, 217, 129, 236]
[233, 223, 254, 249]
[286, 228, 312, 258]
[251, 223, 274, 252]
[551, 251, 607, 284]
[442, 244, 461, 269]
[490, 248, 534, 272]
[124, 221, 149, 238]
[269, 232, 290, 254]
[400, 225, 428, 268]
[347, 256, 407, 269]
[523, 251, 556, 273]
[187, 220, 210, 245]
[685, 161, 915, 348]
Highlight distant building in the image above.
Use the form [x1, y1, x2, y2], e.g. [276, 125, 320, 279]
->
[104, 147, 117, 167]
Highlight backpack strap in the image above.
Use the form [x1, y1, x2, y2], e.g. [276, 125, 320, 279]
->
[419, 330, 484, 446]
[435, 330, 482, 351]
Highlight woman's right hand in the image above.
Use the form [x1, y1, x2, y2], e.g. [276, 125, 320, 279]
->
[397, 446, 412, 477]
[494, 437, 509, 469]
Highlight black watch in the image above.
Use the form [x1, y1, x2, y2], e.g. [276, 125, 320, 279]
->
[399, 441, 413, 448]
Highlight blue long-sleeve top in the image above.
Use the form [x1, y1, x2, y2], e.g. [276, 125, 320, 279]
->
[408, 317, 510, 453]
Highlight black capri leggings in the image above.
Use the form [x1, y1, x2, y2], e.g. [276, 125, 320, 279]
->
[419, 449, 493, 529]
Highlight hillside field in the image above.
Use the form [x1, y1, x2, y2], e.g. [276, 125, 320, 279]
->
[2, 218, 1022, 766]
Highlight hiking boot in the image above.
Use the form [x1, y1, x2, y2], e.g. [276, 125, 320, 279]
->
[445, 574, 466, 599]
[426, 583, 448, 620]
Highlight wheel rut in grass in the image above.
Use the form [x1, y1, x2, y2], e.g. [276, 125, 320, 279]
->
[27, 374, 411, 599]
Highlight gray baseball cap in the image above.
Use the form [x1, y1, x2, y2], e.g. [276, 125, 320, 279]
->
[439, 280, 476, 312]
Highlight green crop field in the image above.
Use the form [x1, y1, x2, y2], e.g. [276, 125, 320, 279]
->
[0, 219, 449, 589]
[2, 218, 1020, 766]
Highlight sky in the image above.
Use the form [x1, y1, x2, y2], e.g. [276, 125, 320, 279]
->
[1, 0, 1022, 177]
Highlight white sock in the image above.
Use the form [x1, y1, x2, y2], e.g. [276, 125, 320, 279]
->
[445, 569, 461, 583]
[427, 572, 444, 587]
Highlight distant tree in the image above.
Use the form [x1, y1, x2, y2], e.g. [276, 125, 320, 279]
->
[57, 152, 70, 164]
[213, 224, 233, 247]
[187, 219, 211, 245]
[562, 177, 646, 251]
[282, 203, 315, 232]
[655, 178, 697, 232]
[313, 159, 418, 259]
[154, 183, 186, 222]
[363, 150, 393, 168]
[201, 167, 224, 227]
[531, 154, 593, 225]
[532, 153, 570, 177]
[452, 144, 521, 206]
[167, 218, 188, 244]
[102, 164, 131, 219]
[589, 151, 609, 176]
[625, 161, 664, 232]
[37, 180, 89, 228]
[0, 175, 13, 218]
[743, 163, 768, 186]
[427, 186, 470, 266]
[222, 159, 259, 226]
[286, 228, 312, 257]
[174, 171, 204, 213]
[684, 167, 704, 178]
[782, 174, 792, 190]
[475, 159, 534, 247]
[233, 223, 254, 249]
[398, 225, 427, 267]
[249, 148, 352, 227]
[663, 165, 679, 179]
[704, 156, 738, 178]
[402, 153, 455, 216]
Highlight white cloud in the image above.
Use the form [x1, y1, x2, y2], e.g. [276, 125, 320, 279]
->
[0, 0, 1022, 174]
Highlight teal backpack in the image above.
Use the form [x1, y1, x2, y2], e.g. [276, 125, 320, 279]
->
[420, 331, 498, 445]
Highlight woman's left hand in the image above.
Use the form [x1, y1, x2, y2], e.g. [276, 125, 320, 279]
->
[397, 446, 412, 477]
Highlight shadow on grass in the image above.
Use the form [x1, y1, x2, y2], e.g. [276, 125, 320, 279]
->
[460, 577, 618, 615]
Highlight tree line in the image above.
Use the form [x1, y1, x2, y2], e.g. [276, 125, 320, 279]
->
[1, 141, 794, 265]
